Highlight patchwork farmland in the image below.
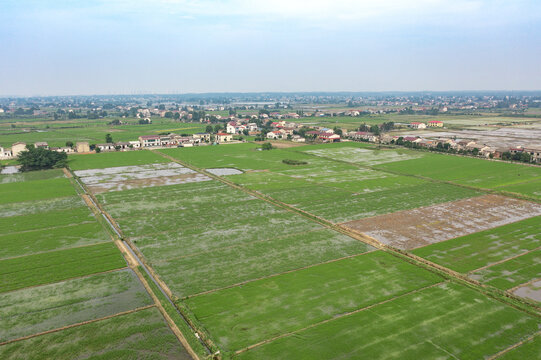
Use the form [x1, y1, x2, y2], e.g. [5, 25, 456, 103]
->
[0, 166, 193, 359]
[2, 144, 541, 359]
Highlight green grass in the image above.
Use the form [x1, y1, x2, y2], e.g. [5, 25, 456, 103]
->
[500, 333, 541, 359]
[470, 250, 541, 290]
[184, 251, 442, 352]
[0, 307, 191, 360]
[304, 146, 425, 167]
[0, 169, 65, 184]
[0, 222, 111, 260]
[0, 177, 76, 204]
[153, 228, 373, 297]
[0, 207, 95, 234]
[375, 152, 541, 189]
[0, 196, 83, 218]
[98, 180, 372, 297]
[0, 269, 152, 342]
[499, 178, 541, 200]
[413, 216, 541, 273]
[132, 211, 317, 259]
[68, 150, 170, 170]
[0, 242, 127, 293]
[0, 118, 206, 148]
[266, 182, 480, 223]
[236, 282, 541, 360]
[162, 143, 316, 171]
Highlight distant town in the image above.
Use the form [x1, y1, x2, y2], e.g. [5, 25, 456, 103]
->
[1, 92, 541, 164]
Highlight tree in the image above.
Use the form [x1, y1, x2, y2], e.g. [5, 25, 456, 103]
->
[66, 141, 74, 148]
[520, 152, 531, 163]
[17, 145, 67, 172]
[214, 124, 222, 133]
[164, 111, 173, 118]
[105, 133, 113, 143]
[370, 125, 380, 135]
[205, 125, 214, 133]
[261, 142, 273, 151]
[333, 127, 343, 136]
[173, 112, 180, 120]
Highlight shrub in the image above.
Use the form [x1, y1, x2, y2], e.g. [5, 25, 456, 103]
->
[282, 159, 308, 165]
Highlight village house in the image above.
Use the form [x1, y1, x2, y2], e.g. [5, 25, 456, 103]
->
[427, 120, 444, 127]
[115, 142, 131, 151]
[193, 133, 211, 142]
[11, 142, 27, 157]
[283, 113, 300, 119]
[266, 130, 284, 140]
[511, 147, 541, 163]
[139, 135, 161, 148]
[525, 148, 541, 163]
[96, 143, 115, 152]
[216, 133, 233, 143]
[403, 136, 419, 143]
[348, 131, 378, 142]
[34, 142, 49, 149]
[410, 122, 427, 129]
[0, 147, 13, 159]
[129, 141, 141, 149]
[318, 133, 341, 143]
[159, 135, 175, 147]
[479, 146, 496, 158]
[76, 142, 90, 153]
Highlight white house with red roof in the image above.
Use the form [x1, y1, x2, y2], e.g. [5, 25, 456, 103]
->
[427, 120, 444, 127]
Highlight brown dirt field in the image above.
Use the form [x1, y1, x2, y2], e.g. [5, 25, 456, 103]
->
[342, 195, 541, 250]
[87, 173, 211, 193]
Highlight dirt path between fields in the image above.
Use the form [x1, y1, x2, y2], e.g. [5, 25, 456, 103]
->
[62, 167, 72, 178]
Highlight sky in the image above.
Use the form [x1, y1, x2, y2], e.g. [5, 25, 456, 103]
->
[1, 0, 541, 96]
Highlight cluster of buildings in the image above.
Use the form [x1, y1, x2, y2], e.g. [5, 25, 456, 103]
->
[97, 132, 234, 152]
[345, 131, 541, 163]
[0, 141, 90, 159]
[409, 120, 444, 129]
[0, 132, 238, 159]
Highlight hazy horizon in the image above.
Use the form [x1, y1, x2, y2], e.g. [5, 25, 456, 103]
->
[2, 0, 541, 96]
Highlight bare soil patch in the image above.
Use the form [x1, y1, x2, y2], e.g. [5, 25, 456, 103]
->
[343, 195, 541, 250]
